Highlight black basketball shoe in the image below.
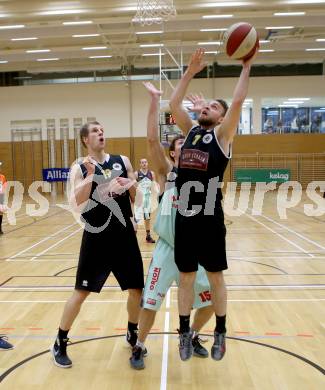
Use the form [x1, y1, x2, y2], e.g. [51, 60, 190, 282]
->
[51, 336, 72, 368]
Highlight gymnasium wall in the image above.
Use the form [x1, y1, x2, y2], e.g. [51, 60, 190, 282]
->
[0, 74, 325, 141]
[1, 133, 324, 185]
[233, 133, 325, 154]
[0, 75, 324, 184]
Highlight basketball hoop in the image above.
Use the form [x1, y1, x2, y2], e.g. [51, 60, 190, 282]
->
[134, 0, 177, 25]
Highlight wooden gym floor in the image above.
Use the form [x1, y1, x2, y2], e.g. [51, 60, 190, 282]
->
[0, 192, 324, 389]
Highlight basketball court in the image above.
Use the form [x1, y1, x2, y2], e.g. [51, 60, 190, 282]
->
[0, 194, 324, 389]
[0, 1, 325, 389]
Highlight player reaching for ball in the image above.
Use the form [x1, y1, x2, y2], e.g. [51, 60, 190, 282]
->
[169, 48, 257, 361]
[129, 82, 214, 370]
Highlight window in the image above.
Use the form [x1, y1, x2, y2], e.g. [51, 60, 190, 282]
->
[262, 98, 325, 134]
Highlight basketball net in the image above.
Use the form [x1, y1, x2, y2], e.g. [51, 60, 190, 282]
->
[134, 0, 177, 25]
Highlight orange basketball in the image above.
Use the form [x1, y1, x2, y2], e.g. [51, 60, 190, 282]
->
[225, 22, 259, 60]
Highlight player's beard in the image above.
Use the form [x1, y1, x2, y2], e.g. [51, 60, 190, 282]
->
[198, 116, 215, 127]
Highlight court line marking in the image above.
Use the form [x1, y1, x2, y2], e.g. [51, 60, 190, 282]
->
[2, 211, 30, 225]
[1, 272, 324, 289]
[242, 211, 314, 257]
[227, 251, 316, 255]
[0, 298, 325, 303]
[2, 260, 78, 262]
[2, 206, 63, 225]
[5, 220, 79, 270]
[233, 259, 287, 274]
[7, 222, 78, 261]
[30, 227, 82, 261]
[1, 209, 70, 236]
[0, 277, 13, 287]
[0, 333, 324, 384]
[3, 204, 65, 225]
[54, 266, 77, 276]
[256, 211, 325, 251]
[1, 285, 325, 291]
[160, 289, 171, 390]
[8, 253, 77, 258]
[230, 256, 325, 259]
[4, 255, 325, 263]
[10, 272, 325, 278]
[2, 208, 63, 225]
[0, 300, 127, 303]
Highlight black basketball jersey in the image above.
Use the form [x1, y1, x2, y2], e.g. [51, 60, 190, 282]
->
[176, 125, 230, 213]
[79, 154, 132, 229]
[137, 170, 153, 182]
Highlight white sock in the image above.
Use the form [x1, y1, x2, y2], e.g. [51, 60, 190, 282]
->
[136, 340, 145, 349]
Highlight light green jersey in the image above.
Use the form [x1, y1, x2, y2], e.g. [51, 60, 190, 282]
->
[153, 168, 178, 248]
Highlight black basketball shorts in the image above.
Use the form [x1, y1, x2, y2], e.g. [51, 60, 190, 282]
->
[174, 207, 228, 273]
[75, 219, 144, 292]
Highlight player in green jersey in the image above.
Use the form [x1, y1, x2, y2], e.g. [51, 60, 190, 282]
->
[130, 82, 214, 370]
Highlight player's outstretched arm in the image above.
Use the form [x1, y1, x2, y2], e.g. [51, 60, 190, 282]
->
[218, 53, 257, 143]
[143, 82, 172, 177]
[169, 49, 207, 135]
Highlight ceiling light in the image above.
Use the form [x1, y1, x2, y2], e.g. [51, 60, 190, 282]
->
[306, 48, 325, 51]
[140, 43, 164, 47]
[259, 40, 270, 44]
[316, 38, 325, 42]
[273, 12, 305, 16]
[198, 41, 222, 45]
[285, 0, 325, 4]
[283, 101, 304, 104]
[73, 34, 100, 38]
[133, 17, 162, 23]
[11, 37, 38, 41]
[202, 15, 233, 19]
[0, 60, 8, 64]
[205, 51, 219, 54]
[26, 49, 51, 53]
[0, 25, 25, 30]
[142, 53, 165, 56]
[265, 26, 294, 30]
[82, 46, 107, 50]
[37, 58, 59, 61]
[14, 76, 32, 79]
[278, 104, 298, 107]
[200, 2, 247, 6]
[63, 21, 93, 25]
[259, 49, 275, 52]
[135, 31, 163, 35]
[287, 98, 310, 101]
[40, 10, 84, 16]
[200, 28, 227, 32]
[89, 55, 112, 59]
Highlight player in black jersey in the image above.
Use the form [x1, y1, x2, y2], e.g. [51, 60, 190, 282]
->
[134, 159, 157, 243]
[51, 121, 144, 368]
[169, 48, 256, 361]
[129, 82, 214, 369]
